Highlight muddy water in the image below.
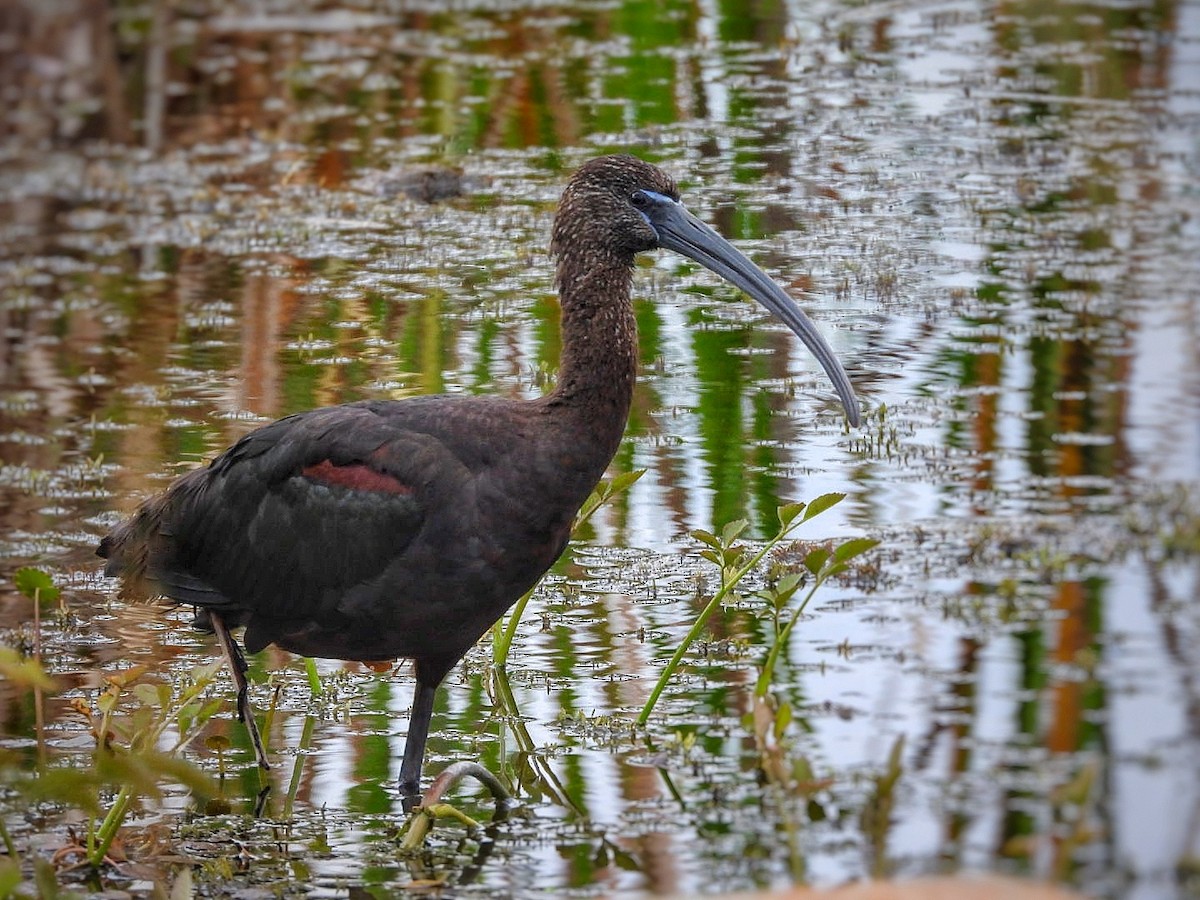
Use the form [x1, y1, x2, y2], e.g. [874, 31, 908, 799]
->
[1, 1, 1198, 898]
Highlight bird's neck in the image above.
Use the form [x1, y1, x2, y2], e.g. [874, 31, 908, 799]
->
[548, 258, 638, 449]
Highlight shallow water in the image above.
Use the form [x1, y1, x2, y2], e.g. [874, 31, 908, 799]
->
[1, 0, 1198, 897]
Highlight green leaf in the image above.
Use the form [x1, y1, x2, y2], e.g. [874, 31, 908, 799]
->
[0, 648, 57, 691]
[699, 549, 722, 568]
[177, 661, 220, 702]
[106, 665, 149, 688]
[774, 572, 805, 595]
[691, 529, 720, 550]
[304, 656, 322, 697]
[23, 767, 106, 816]
[765, 573, 805, 610]
[0, 859, 22, 898]
[720, 519, 749, 545]
[96, 748, 215, 800]
[198, 697, 224, 724]
[773, 701, 793, 741]
[609, 469, 645, 493]
[576, 496, 600, 522]
[178, 697, 224, 740]
[611, 845, 640, 871]
[205, 734, 232, 752]
[33, 857, 60, 900]
[777, 501, 807, 529]
[574, 470, 646, 529]
[128, 705, 156, 743]
[801, 492, 845, 523]
[177, 706, 194, 738]
[721, 546, 747, 569]
[132, 684, 160, 709]
[14, 567, 59, 604]
[804, 548, 830, 575]
[793, 755, 815, 784]
[833, 537, 879, 564]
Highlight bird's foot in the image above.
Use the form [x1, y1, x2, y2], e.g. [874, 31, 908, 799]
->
[399, 762, 511, 845]
[419, 761, 510, 808]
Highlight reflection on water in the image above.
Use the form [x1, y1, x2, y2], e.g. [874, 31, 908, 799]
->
[1, 0, 1198, 898]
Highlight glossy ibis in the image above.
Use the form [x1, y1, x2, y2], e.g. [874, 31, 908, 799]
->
[98, 155, 860, 799]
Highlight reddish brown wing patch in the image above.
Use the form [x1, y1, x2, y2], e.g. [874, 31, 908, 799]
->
[301, 459, 413, 495]
[359, 660, 396, 673]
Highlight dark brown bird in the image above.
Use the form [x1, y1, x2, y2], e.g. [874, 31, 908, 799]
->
[98, 155, 860, 799]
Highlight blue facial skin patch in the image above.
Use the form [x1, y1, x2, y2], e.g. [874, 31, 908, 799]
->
[632, 189, 679, 233]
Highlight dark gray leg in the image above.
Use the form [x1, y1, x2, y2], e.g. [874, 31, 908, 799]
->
[399, 677, 438, 800]
[210, 611, 271, 770]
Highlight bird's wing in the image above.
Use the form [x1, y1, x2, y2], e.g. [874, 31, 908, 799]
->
[148, 403, 465, 626]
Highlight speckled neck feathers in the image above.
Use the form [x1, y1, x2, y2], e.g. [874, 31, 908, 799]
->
[546, 156, 678, 443]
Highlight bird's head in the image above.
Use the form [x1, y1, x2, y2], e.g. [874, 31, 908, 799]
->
[553, 155, 861, 427]
[551, 155, 679, 260]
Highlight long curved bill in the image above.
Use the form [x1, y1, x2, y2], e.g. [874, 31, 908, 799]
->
[638, 190, 860, 427]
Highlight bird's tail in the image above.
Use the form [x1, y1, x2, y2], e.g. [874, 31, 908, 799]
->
[96, 494, 169, 602]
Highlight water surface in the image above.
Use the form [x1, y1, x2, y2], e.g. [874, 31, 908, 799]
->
[1, 1, 1198, 897]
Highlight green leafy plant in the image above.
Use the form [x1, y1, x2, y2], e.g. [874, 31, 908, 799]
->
[12, 566, 57, 662]
[638, 493, 877, 725]
[2, 567, 219, 890]
[754, 530, 879, 697]
[50, 662, 222, 867]
[13, 567, 60, 609]
[0, 648, 57, 694]
[860, 734, 906, 876]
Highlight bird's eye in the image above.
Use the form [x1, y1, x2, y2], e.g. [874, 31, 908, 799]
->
[630, 190, 649, 208]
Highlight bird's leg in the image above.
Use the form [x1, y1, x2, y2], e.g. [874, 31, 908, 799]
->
[209, 611, 271, 770]
[399, 677, 437, 804]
